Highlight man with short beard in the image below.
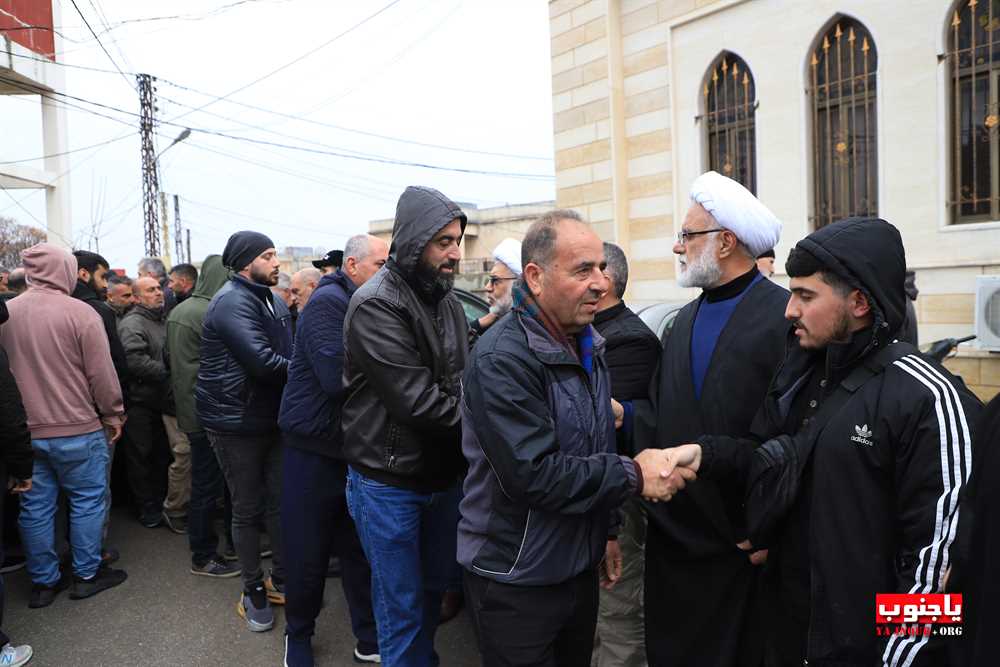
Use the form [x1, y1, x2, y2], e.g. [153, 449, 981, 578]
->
[470, 238, 521, 336]
[106, 274, 135, 321]
[634, 171, 788, 667]
[342, 186, 468, 666]
[197, 232, 293, 634]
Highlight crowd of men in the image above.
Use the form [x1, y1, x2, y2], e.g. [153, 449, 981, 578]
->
[0, 173, 994, 667]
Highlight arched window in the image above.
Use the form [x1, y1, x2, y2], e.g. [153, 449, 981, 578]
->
[702, 52, 757, 194]
[808, 18, 878, 228]
[947, 0, 1000, 223]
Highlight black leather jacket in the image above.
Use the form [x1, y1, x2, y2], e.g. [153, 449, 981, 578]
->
[341, 186, 469, 492]
[196, 274, 292, 434]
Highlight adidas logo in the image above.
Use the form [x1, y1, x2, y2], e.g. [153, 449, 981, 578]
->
[851, 424, 874, 447]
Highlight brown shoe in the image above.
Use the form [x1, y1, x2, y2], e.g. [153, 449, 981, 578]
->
[439, 590, 464, 624]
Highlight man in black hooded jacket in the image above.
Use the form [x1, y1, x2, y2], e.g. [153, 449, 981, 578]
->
[662, 217, 981, 666]
[342, 186, 467, 666]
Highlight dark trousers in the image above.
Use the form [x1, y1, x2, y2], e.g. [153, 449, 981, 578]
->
[209, 429, 283, 589]
[464, 569, 598, 667]
[0, 462, 9, 647]
[281, 446, 377, 653]
[123, 405, 171, 508]
[187, 431, 232, 565]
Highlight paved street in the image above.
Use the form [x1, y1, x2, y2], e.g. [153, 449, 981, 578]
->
[3, 508, 479, 666]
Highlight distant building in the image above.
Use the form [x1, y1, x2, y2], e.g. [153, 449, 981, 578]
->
[0, 1, 73, 246]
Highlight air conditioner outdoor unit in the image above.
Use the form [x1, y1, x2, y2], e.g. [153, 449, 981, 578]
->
[975, 276, 1000, 351]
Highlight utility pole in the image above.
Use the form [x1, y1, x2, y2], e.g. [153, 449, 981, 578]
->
[137, 73, 161, 258]
[173, 195, 183, 264]
[186, 229, 191, 265]
[160, 191, 171, 268]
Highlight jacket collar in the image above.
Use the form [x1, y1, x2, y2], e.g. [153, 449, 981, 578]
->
[320, 269, 358, 297]
[131, 303, 164, 322]
[517, 311, 605, 369]
[231, 273, 276, 304]
[72, 279, 100, 303]
[593, 301, 626, 326]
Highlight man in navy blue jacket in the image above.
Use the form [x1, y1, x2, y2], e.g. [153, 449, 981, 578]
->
[278, 233, 389, 667]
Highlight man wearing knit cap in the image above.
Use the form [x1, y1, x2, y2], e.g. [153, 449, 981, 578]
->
[470, 237, 522, 337]
[196, 231, 293, 633]
[633, 171, 790, 666]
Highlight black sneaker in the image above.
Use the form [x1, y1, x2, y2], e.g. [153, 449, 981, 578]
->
[28, 576, 70, 608]
[101, 547, 120, 567]
[139, 503, 161, 529]
[223, 542, 238, 562]
[162, 512, 188, 535]
[190, 556, 241, 578]
[0, 554, 26, 574]
[69, 567, 127, 600]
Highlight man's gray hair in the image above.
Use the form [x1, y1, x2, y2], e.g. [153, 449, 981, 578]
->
[138, 257, 167, 279]
[294, 267, 322, 284]
[276, 272, 291, 289]
[603, 242, 629, 300]
[343, 234, 373, 262]
[521, 209, 586, 270]
[108, 273, 133, 287]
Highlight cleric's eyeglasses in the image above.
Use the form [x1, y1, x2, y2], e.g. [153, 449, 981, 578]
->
[486, 276, 517, 287]
[676, 228, 726, 245]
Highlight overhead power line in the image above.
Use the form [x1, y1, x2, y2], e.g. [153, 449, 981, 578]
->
[168, 0, 404, 122]
[0, 73, 554, 180]
[66, 0, 134, 90]
[0, 47, 552, 162]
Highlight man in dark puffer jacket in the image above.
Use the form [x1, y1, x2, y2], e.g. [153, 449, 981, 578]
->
[197, 231, 292, 634]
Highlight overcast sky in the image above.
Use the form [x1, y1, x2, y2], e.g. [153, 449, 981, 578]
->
[0, 0, 555, 271]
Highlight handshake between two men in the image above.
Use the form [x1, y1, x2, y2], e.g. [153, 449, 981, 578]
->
[632, 443, 702, 502]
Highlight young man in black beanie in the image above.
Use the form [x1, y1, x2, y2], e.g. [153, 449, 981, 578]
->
[196, 231, 293, 633]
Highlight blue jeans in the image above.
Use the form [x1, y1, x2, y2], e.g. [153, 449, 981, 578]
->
[346, 468, 460, 667]
[20, 430, 109, 585]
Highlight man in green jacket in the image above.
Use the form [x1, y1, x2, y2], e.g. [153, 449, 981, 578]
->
[165, 256, 239, 578]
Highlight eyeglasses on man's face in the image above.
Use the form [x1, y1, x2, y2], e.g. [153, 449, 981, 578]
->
[675, 228, 726, 245]
[486, 275, 517, 287]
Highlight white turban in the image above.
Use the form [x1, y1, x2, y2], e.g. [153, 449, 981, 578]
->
[689, 171, 781, 257]
[492, 238, 522, 276]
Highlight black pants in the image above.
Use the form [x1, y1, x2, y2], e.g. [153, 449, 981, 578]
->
[209, 429, 283, 589]
[464, 568, 598, 667]
[187, 431, 232, 565]
[282, 446, 377, 652]
[123, 405, 171, 509]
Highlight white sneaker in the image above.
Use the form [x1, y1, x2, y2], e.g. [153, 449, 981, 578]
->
[0, 643, 32, 667]
[353, 646, 380, 663]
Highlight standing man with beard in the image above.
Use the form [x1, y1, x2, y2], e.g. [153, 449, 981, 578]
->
[119, 277, 172, 530]
[167, 263, 198, 305]
[72, 251, 127, 561]
[662, 217, 980, 666]
[343, 186, 468, 667]
[197, 232, 292, 633]
[636, 171, 788, 667]
[470, 238, 521, 337]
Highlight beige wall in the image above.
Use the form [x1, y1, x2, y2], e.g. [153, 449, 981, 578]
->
[550, 0, 1000, 399]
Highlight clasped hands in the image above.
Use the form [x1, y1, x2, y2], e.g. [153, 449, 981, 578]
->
[633, 444, 702, 502]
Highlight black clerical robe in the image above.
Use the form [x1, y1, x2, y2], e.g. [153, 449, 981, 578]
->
[636, 272, 789, 667]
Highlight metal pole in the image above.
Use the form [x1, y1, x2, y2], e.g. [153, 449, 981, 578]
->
[137, 74, 160, 257]
[186, 229, 191, 265]
[173, 195, 182, 263]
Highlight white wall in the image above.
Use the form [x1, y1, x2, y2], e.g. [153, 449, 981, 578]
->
[669, 0, 1000, 276]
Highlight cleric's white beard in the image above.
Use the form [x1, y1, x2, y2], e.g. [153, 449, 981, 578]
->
[677, 242, 723, 289]
[490, 291, 513, 317]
